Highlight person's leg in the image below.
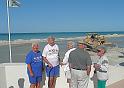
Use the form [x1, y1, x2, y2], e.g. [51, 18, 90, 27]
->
[69, 82, 71, 88]
[48, 77, 54, 88]
[101, 80, 106, 88]
[52, 65, 60, 88]
[91, 71, 97, 88]
[36, 82, 40, 88]
[104, 81, 106, 88]
[70, 69, 78, 88]
[28, 75, 37, 88]
[98, 80, 102, 88]
[46, 65, 60, 88]
[67, 79, 71, 88]
[52, 77, 57, 88]
[98, 80, 100, 88]
[36, 76, 42, 88]
[30, 84, 36, 88]
[46, 65, 54, 88]
[78, 70, 89, 88]
[65, 71, 71, 88]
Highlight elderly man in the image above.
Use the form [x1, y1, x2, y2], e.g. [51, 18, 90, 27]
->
[68, 41, 92, 88]
[42, 36, 60, 88]
[25, 42, 43, 88]
[62, 41, 76, 88]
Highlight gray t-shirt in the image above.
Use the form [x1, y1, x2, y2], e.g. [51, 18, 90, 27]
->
[68, 48, 92, 70]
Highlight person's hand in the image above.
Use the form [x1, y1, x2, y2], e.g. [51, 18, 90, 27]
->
[30, 72, 34, 77]
[42, 67, 45, 71]
[48, 63, 53, 68]
[60, 62, 65, 66]
[94, 64, 101, 68]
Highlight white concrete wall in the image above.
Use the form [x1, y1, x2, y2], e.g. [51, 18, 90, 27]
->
[0, 64, 7, 88]
[0, 63, 30, 88]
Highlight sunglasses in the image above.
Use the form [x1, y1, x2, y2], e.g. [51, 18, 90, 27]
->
[97, 49, 101, 53]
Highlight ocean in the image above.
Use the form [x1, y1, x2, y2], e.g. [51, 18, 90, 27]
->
[0, 32, 124, 64]
[0, 31, 124, 41]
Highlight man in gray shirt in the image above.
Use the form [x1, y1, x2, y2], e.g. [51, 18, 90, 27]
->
[68, 40, 92, 88]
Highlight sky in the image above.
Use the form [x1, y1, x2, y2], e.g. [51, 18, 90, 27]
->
[0, 0, 124, 33]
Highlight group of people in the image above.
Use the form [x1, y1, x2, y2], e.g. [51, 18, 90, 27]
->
[25, 36, 109, 88]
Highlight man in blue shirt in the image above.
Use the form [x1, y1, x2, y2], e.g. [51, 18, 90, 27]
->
[25, 42, 43, 88]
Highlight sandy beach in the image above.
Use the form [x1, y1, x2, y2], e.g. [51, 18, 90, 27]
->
[0, 34, 124, 88]
[107, 79, 124, 88]
[1, 0, 124, 87]
[0, 33, 124, 64]
[107, 65, 124, 86]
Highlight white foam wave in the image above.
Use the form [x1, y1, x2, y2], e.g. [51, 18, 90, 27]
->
[0, 34, 124, 46]
[0, 37, 85, 46]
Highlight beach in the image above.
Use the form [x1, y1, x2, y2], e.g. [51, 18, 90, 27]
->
[0, 32, 124, 87]
[1, 0, 124, 87]
[0, 33, 124, 64]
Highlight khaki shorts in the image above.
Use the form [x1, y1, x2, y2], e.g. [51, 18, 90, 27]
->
[65, 70, 71, 79]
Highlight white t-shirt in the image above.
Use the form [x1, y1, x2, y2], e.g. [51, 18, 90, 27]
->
[63, 48, 76, 71]
[42, 44, 59, 67]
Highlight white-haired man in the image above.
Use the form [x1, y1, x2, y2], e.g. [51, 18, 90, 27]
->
[62, 41, 76, 88]
[25, 42, 43, 88]
[42, 36, 60, 88]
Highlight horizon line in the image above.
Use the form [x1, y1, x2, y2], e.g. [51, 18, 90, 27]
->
[0, 31, 124, 34]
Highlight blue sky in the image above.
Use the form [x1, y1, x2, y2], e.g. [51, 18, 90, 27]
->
[0, 0, 124, 33]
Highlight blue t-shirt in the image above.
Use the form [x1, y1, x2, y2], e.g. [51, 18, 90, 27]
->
[25, 50, 43, 76]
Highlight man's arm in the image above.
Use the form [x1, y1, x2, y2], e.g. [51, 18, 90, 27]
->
[62, 52, 69, 65]
[100, 59, 109, 71]
[27, 64, 34, 77]
[87, 65, 91, 76]
[42, 46, 53, 67]
[58, 53, 62, 65]
[86, 52, 92, 75]
[43, 56, 53, 67]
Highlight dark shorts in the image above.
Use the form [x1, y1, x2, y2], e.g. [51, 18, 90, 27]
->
[46, 65, 60, 77]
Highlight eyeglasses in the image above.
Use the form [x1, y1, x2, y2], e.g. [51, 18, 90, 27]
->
[97, 49, 101, 53]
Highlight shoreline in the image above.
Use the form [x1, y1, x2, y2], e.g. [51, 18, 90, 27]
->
[0, 34, 124, 46]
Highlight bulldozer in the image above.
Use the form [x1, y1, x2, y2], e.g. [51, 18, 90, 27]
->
[84, 33, 106, 49]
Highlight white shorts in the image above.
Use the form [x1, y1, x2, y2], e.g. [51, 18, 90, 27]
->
[65, 70, 71, 79]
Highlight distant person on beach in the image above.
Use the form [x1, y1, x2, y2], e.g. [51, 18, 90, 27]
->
[61, 41, 76, 88]
[94, 47, 109, 88]
[25, 42, 43, 88]
[68, 40, 92, 88]
[42, 36, 60, 88]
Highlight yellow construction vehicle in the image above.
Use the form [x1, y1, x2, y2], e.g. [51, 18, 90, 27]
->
[84, 33, 106, 48]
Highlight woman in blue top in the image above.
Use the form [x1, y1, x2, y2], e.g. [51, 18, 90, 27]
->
[25, 42, 43, 88]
